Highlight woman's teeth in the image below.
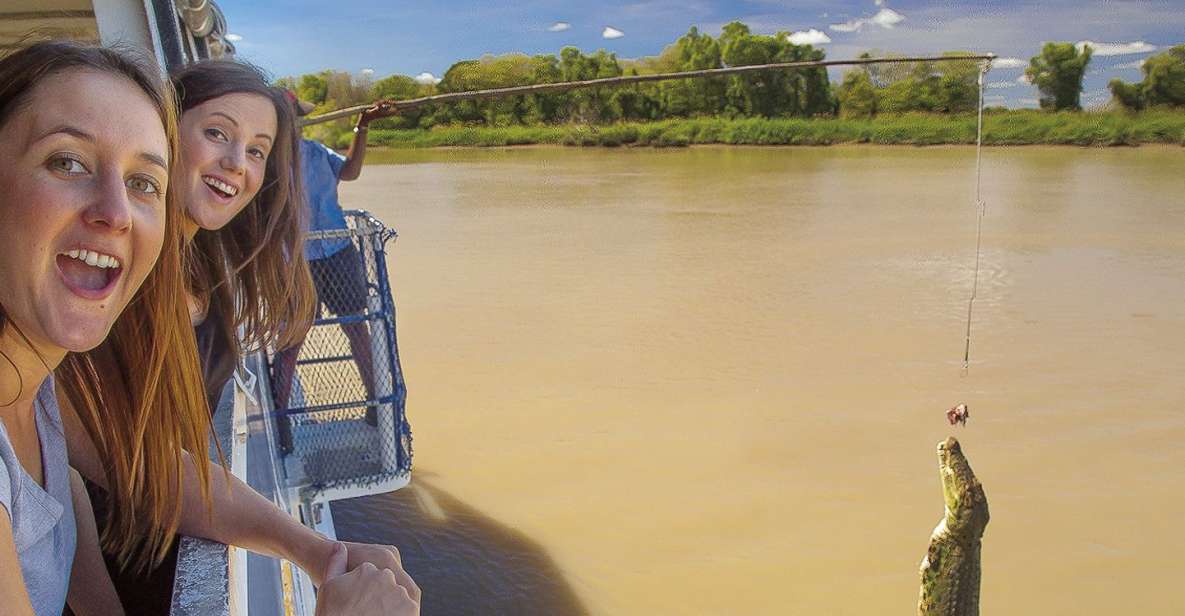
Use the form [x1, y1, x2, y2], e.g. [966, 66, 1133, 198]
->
[203, 176, 239, 197]
[64, 249, 121, 269]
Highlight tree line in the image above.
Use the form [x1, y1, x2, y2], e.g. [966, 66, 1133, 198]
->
[276, 23, 1185, 145]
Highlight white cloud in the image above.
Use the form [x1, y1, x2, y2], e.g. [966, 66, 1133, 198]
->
[360, 68, 374, 76]
[225, 33, 242, 42]
[414, 72, 441, 85]
[1076, 40, 1157, 56]
[786, 29, 831, 46]
[1111, 59, 1146, 70]
[1017, 73, 1032, 84]
[874, 0, 884, 5]
[986, 80, 1020, 89]
[870, 8, 905, 28]
[548, 21, 571, 32]
[602, 26, 625, 39]
[993, 57, 1026, 69]
[829, 7, 904, 33]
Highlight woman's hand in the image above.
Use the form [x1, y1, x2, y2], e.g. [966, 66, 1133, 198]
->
[309, 540, 421, 604]
[315, 543, 419, 616]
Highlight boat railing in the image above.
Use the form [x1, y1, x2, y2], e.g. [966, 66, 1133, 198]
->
[267, 210, 413, 502]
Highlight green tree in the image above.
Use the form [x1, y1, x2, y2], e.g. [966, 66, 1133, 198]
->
[296, 72, 329, 105]
[369, 74, 431, 129]
[1025, 42, 1092, 110]
[717, 21, 830, 118]
[836, 69, 877, 118]
[1108, 44, 1185, 110]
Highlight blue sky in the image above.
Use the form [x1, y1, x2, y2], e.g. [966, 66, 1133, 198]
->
[221, 0, 1185, 109]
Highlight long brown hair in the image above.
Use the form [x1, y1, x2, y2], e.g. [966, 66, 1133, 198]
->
[173, 60, 315, 360]
[0, 41, 215, 571]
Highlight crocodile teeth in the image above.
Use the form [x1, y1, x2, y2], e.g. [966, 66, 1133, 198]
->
[63, 249, 121, 269]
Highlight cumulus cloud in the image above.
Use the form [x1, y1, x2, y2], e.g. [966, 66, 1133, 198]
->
[1111, 59, 1147, 70]
[225, 33, 242, 42]
[875, 0, 884, 5]
[830, 7, 905, 32]
[993, 57, 1026, 69]
[602, 26, 624, 39]
[548, 21, 571, 32]
[360, 68, 374, 76]
[986, 81, 1020, 89]
[870, 8, 905, 28]
[786, 29, 831, 46]
[1019, 97, 1039, 106]
[1076, 40, 1157, 56]
[414, 72, 441, 85]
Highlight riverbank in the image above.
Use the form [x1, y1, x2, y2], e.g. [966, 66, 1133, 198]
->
[366, 110, 1185, 148]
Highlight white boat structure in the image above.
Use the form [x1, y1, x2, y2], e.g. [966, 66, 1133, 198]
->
[2, 5, 413, 615]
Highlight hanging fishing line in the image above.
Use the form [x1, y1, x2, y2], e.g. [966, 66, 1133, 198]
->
[962, 59, 993, 375]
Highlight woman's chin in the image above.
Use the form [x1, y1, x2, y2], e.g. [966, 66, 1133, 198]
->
[45, 313, 118, 354]
[188, 202, 237, 232]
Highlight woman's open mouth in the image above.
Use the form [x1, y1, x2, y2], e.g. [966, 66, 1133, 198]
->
[203, 175, 240, 202]
[56, 249, 123, 300]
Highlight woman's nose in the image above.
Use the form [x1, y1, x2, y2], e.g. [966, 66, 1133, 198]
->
[83, 171, 133, 232]
[221, 145, 247, 174]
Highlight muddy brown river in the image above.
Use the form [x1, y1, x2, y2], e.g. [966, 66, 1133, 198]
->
[330, 145, 1185, 615]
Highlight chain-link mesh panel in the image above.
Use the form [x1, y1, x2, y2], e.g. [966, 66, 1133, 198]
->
[268, 210, 411, 496]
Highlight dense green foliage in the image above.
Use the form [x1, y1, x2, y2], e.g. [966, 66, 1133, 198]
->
[365, 111, 1185, 148]
[1025, 43, 1092, 111]
[835, 52, 981, 117]
[1108, 45, 1185, 110]
[275, 24, 1185, 148]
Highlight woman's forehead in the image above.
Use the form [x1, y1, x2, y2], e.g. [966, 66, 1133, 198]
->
[188, 92, 277, 135]
[17, 69, 168, 162]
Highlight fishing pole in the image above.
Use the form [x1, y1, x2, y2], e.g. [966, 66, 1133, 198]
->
[299, 53, 997, 126]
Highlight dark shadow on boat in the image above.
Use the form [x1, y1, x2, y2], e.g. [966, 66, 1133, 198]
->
[330, 476, 590, 616]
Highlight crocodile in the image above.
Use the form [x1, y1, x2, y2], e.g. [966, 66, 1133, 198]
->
[918, 437, 989, 616]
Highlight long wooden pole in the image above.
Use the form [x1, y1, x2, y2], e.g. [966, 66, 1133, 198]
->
[299, 53, 996, 126]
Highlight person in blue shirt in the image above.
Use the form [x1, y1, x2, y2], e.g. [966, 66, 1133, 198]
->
[272, 92, 397, 433]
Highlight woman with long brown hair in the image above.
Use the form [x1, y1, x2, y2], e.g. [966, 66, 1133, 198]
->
[0, 40, 207, 615]
[171, 60, 316, 410]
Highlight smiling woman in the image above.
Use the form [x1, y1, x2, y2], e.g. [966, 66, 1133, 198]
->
[172, 60, 315, 410]
[0, 40, 210, 615]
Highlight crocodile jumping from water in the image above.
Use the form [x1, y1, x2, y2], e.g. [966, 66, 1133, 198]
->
[918, 437, 989, 616]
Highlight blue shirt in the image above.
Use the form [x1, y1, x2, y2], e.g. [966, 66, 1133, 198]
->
[300, 139, 352, 261]
[0, 375, 76, 616]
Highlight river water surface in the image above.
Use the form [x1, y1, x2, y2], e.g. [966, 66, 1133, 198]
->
[330, 145, 1184, 615]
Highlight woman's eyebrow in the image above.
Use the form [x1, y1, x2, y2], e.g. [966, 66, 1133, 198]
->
[210, 111, 239, 126]
[256, 133, 274, 144]
[35, 124, 167, 171]
[139, 152, 168, 171]
[35, 124, 95, 145]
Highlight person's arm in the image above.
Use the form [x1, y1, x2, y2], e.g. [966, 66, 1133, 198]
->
[0, 509, 36, 616]
[58, 392, 419, 600]
[66, 468, 125, 616]
[338, 101, 396, 182]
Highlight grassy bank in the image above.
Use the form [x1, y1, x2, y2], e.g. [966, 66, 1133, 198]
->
[367, 110, 1185, 148]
